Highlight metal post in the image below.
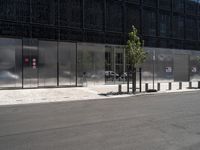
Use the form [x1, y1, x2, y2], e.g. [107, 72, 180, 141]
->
[198, 81, 200, 89]
[127, 71, 129, 93]
[157, 83, 160, 91]
[139, 68, 142, 92]
[179, 82, 182, 90]
[153, 50, 155, 90]
[169, 82, 172, 90]
[189, 82, 192, 89]
[118, 84, 122, 94]
[145, 83, 148, 92]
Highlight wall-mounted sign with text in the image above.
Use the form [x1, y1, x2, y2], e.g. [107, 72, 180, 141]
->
[165, 67, 172, 73]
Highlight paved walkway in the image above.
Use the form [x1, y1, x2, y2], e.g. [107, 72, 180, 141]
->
[0, 82, 199, 106]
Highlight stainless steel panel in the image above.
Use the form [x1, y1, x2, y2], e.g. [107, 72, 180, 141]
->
[141, 48, 154, 83]
[59, 42, 76, 86]
[23, 39, 38, 88]
[174, 54, 189, 81]
[190, 51, 200, 81]
[0, 38, 22, 88]
[38, 41, 57, 87]
[155, 48, 173, 83]
[77, 43, 105, 86]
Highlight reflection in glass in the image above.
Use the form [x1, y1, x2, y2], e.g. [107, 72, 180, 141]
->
[77, 43, 105, 86]
[0, 38, 22, 88]
[172, 15, 184, 39]
[59, 42, 76, 86]
[143, 9, 156, 36]
[159, 12, 171, 37]
[38, 41, 57, 87]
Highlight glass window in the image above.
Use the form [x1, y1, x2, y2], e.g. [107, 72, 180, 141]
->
[32, 25, 57, 40]
[60, 28, 83, 41]
[185, 18, 197, 40]
[106, 0, 123, 32]
[198, 20, 200, 39]
[143, 9, 157, 36]
[126, 4, 140, 33]
[159, 39, 173, 48]
[126, 0, 140, 4]
[85, 31, 105, 43]
[85, 0, 104, 30]
[60, 0, 82, 28]
[106, 33, 124, 45]
[185, 0, 198, 15]
[31, 0, 57, 25]
[159, 12, 171, 37]
[143, 37, 158, 47]
[143, 0, 157, 7]
[0, 0, 30, 22]
[172, 15, 184, 39]
[159, 0, 171, 10]
[173, 0, 184, 12]
[184, 41, 198, 50]
[0, 21, 29, 37]
[172, 40, 183, 49]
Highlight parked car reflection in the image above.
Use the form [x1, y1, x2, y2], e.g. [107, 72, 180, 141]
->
[0, 71, 19, 80]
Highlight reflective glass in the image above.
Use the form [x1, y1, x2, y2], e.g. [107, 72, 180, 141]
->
[126, 4, 140, 33]
[60, 0, 82, 28]
[159, 12, 171, 37]
[85, 0, 104, 30]
[185, 18, 197, 40]
[143, 0, 157, 7]
[106, 0, 123, 32]
[143, 9, 157, 36]
[172, 15, 184, 39]
[0, 0, 30, 22]
[23, 39, 38, 88]
[31, 0, 57, 25]
[185, 0, 198, 15]
[77, 43, 105, 86]
[0, 38, 22, 88]
[38, 41, 57, 87]
[173, 0, 184, 12]
[59, 42, 76, 86]
[159, 0, 171, 10]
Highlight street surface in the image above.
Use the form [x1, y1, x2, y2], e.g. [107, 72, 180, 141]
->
[0, 92, 200, 150]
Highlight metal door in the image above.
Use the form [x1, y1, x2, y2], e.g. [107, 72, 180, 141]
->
[22, 39, 39, 88]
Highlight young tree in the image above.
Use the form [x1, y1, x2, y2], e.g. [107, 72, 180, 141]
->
[126, 25, 147, 93]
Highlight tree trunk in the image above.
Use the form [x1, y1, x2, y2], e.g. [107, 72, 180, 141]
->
[132, 67, 136, 94]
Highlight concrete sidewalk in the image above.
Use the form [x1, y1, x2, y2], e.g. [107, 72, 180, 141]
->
[0, 82, 199, 106]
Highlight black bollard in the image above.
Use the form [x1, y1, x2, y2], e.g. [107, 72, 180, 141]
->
[118, 84, 122, 94]
[189, 82, 192, 89]
[145, 83, 148, 92]
[198, 81, 200, 89]
[157, 83, 160, 91]
[179, 82, 182, 90]
[168, 82, 172, 90]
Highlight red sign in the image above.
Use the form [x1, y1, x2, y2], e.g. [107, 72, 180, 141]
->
[24, 58, 29, 63]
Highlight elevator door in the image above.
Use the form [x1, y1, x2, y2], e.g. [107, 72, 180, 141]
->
[23, 39, 39, 88]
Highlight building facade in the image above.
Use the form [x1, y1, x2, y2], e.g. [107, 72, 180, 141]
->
[0, 0, 200, 89]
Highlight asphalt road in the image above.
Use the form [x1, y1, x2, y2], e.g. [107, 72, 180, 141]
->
[1, 92, 200, 150]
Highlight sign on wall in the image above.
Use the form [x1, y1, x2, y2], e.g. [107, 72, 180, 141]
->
[165, 67, 172, 73]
